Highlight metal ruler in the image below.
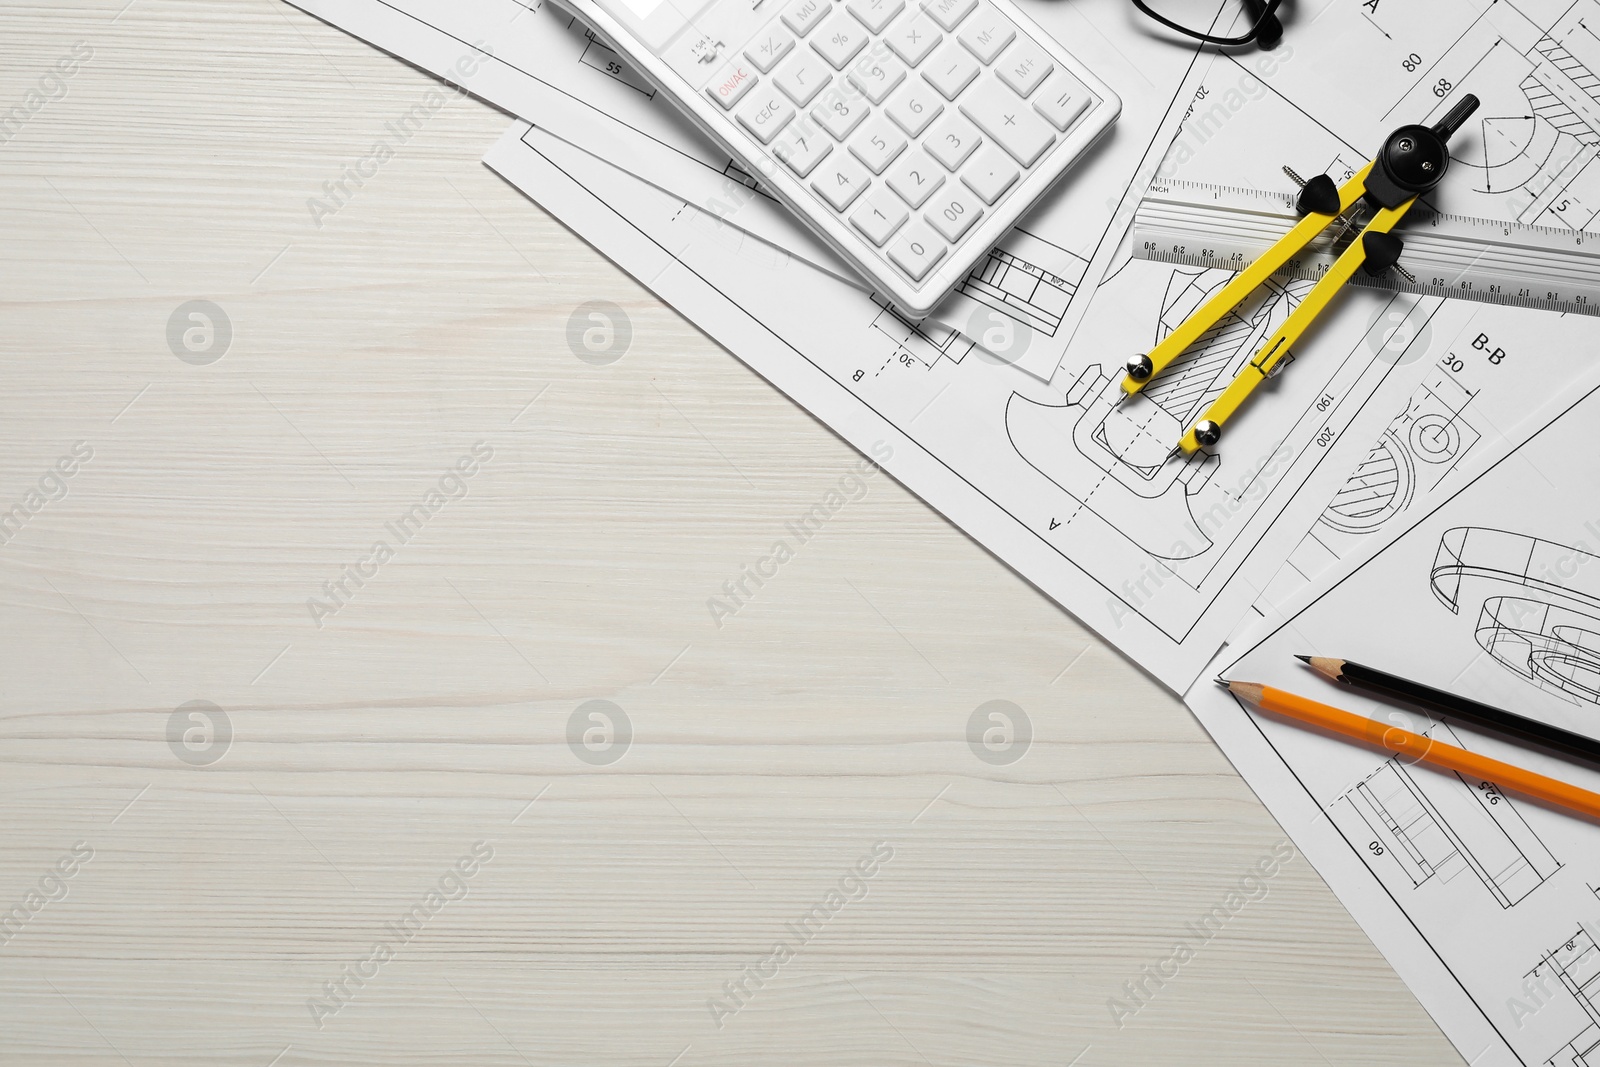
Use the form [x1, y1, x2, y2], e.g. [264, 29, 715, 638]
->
[1132, 179, 1600, 316]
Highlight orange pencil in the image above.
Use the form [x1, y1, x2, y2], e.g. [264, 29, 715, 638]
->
[1221, 680, 1600, 824]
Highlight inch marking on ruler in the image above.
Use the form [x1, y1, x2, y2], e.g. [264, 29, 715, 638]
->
[1133, 180, 1600, 317]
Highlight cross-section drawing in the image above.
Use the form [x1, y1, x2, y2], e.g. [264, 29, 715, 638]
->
[1431, 527, 1600, 705]
[1338, 721, 1561, 908]
[1004, 267, 1306, 560]
[1528, 928, 1600, 1066]
[1319, 370, 1481, 540]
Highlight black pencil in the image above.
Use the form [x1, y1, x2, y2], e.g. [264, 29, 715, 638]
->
[1297, 656, 1600, 770]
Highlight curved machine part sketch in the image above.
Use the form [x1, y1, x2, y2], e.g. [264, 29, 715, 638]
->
[1457, 16, 1600, 229]
[1431, 527, 1600, 705]
[1006, 269, 1304, 560]
[1318, 371, 1479, 538]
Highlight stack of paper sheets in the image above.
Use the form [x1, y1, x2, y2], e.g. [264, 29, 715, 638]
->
[291, 0, 1600, 1061]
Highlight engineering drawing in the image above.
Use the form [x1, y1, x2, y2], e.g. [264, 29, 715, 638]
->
[1528, 928, 1600, 1066]
[1005, 268, 1306, 560]
[1431, 527, 1600, 705]
[1339, 721, 1561, 908]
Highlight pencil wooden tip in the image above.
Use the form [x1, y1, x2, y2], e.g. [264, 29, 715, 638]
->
[1303, 657, 1345, 681]
[1226, 680, 1265, 704]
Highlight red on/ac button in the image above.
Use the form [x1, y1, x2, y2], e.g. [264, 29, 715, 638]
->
[705, 59, 758, 109]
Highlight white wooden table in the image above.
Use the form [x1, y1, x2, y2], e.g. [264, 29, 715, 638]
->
[0, 3, 1461, 1063]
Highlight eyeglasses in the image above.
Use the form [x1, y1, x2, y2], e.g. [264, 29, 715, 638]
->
[1130, 0, 1285, 48]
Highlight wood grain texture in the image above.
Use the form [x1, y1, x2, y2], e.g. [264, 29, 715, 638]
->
[0, 2, 1461, 1064]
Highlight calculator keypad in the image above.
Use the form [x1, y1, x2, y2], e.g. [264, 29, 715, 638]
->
[701, 0, 1103, 289]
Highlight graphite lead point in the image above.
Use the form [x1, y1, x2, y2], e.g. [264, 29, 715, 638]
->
[1294, 654, 1312, 663]
[1215, 677, 1231, 689]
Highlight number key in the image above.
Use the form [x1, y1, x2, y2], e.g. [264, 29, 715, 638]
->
[849, 188, 910, 245]
[924, 111, 982, 170]
[924, 185, 983, 241]
[847, 52, 907, 104]
[810, 83, 870, 139]
[886, 81, 942, 136]
[811, 153, 873, 210]
[773, 116, 834, 177]
[847, 114, 907, 173]
[886, 146, 945, 207]
[887, 219, 947, 280]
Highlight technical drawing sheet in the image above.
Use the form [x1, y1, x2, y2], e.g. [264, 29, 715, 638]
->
[1187, 374, 1600, 1067]
[484, 121, 1548, 690]
[285, 0, 1223, 379]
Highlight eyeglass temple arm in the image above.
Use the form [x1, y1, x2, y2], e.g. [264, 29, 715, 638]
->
[1243, 0, 1283, 48]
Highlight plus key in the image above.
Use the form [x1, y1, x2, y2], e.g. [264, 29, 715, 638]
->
[958, 76, 1055, 167]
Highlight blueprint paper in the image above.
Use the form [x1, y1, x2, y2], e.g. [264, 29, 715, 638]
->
[1185, 372, 1600, 1067]
[286, 0, 1220, 379]
[484, 122, 1485, 690]
[1228, 300, 1600, 644]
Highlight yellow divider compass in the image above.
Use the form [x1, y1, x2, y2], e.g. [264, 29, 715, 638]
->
[1121, 94, 1480, 456]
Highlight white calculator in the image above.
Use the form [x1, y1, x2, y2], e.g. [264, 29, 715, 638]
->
[551, 0, 1120, 315]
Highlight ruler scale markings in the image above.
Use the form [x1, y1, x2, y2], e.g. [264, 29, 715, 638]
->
[1134, 180, 1600, 317]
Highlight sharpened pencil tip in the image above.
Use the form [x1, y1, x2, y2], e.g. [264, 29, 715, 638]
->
[1295, 654, 1312, 663]
[1215, 676, 1231, 689]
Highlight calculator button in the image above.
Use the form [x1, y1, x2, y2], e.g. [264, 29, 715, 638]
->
[782, 0, 831, 37]
[772, 117, 834, 176]
[884, 10, 941, 66]
[959, 144, 1018, 204]
[847, 52, 906, 103]
[959, 76, 1055, 166]
[924, 111, 982, 169]
[994, 37, 1051, 97]
[885, 81, 942, 136]
[924, 184, 982, 241]
[811, 83, 871, 139]
[848, 114, 908, 173]
[849, 188, 910, 245]
[886, 146, 945, 207]
[921, 0, 977, 31]
[1032, 69, 1091, 131]
[737, 86, 797, 144]
[705, 58, 759, 110]
[746, 26, 797, 73]
[775, 50, 833, 106]
[922, 41, 980, 100]
[956, 2, 1015, 63]
[887, 220, 947, 280]
[811, 9, 870, 69]
[846, 0, 905, 33]
[811, 154, 873, 210]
